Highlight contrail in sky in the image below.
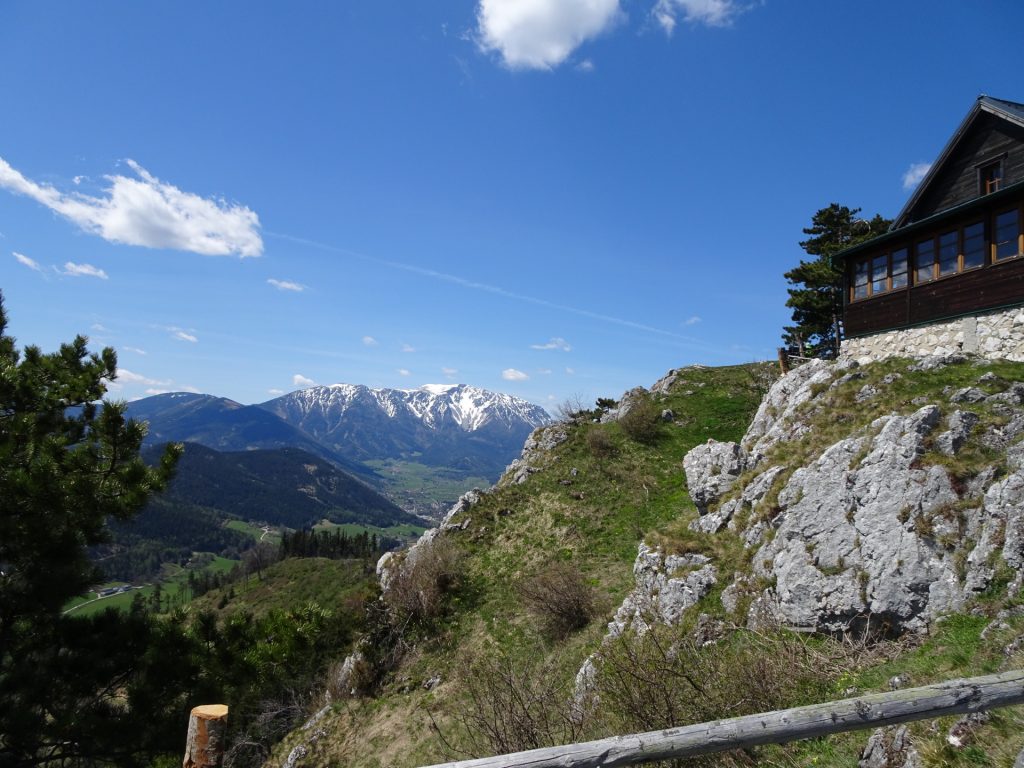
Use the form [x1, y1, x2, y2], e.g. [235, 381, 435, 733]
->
[268, 231, 710, 348]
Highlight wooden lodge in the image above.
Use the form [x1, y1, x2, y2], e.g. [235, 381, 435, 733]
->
[841, 95, 1024, 339]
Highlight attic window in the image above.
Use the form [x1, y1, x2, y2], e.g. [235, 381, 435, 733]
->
[980, 160, 1003, 195]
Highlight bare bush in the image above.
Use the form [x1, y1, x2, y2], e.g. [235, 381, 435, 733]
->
[592, 625, 843, 767]
[383, 536, 463, 628]
[554, 393, 592, 423]
[517, 562, 598, 640]
[617, 392, 662, 444]
[438, 644, 585, 759]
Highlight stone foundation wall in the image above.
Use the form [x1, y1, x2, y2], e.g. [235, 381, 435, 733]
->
[841, 305, 1024, 363]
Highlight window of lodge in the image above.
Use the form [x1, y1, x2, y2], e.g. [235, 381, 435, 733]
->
[980, 161, 1003, 195]
[994, 208, 1021, 261]
[963, 221, 985, 269]
[851, 247, 908, 300]
[938, 230, 958, 276]
[916, 238, 936, 283]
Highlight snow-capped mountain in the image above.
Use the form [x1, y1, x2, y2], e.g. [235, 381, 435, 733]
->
[258, 383, 551, 474]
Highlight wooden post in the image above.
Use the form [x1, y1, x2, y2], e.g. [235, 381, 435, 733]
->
[183, 704, 229, 768]
[778, 347, 790, 374]
[417, 670, 1024, 768]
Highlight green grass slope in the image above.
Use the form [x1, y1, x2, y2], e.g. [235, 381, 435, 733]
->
[270, 358, 1024, 768]
[269, 363, 777, 767]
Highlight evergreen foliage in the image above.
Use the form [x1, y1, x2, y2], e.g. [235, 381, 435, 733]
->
[782, 204, 890, 358]
[0, 293, 184, 765]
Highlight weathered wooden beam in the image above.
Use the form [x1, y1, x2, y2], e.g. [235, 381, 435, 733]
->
[418, 670, 1024, 768]
[183, 704, 229, 768]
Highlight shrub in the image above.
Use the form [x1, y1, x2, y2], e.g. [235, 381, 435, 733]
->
[440, 643, 584, 758]
[591, 626, 843, 766]
[617, 392, 663, 444]
[383, 536, 463, 628]
[517, 561, 598, 640]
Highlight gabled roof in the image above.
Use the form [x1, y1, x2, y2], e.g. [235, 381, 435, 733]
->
[892, 95, 1024, 229]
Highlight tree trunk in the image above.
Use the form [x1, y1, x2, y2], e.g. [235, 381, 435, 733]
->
[183, 704, 229, 768]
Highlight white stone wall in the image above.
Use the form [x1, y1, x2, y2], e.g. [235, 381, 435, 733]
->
[841, 305, 1024, 364]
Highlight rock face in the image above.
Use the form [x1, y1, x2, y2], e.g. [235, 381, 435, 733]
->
[683, 440, 748, 516]
[607, 543, 718, 637]
[679, 358, 1024, 637]
[751, 405, 963, 635]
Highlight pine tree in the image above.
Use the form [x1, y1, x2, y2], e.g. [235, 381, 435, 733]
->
[782, 204, 891, 358]
[0, 292, 183, 765]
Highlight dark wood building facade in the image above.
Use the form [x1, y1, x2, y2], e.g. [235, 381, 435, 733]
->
[842, 96, 1024, 338]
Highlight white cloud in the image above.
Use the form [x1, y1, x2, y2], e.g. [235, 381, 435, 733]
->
[902, 162, 932, 191]
[0, 156, 262, 257]
[13, 251, 42, 271]
[145, 388, 171, 396]
[565, 366, 575, 375]
[268, 388, 285, 396]
[653, 0, 742, 34]
[401, 343, 416, 353]
[476, 0, 621, 70]
[397, 368, 412, 377]
[531, 336, 572, 351]
[502, 368, 529, 381]
[293, 373, 316, 388]
[267, 278, 305, 292]
[684, 315, 702, 326]
[61, 261, 108, 280]
[442, 367, 458, 378]
[537, 368, 553, 375]
[123, 346, 147, 355]
[116, 368, 170, 386]
[362, 336, 379, 347]
[576, 58, 595, 72]
[172, 329, 198, 343]
[91, 323, 109, 332]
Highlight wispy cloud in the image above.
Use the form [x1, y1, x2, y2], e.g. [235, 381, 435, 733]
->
[0, 156, 262, 257]
[293, 373, 315, 388]
[123, 346, 147, 355]
[684, 315, 702, 326]
[530, 336, 571, 351]
[267, 278, 306, 292]
[61, 261, 108, 280]
[397, 368, 412, 377]
[476, 0, 621, 70]
[537, 368, 553, 375]
[159, 325, 198, 343]
[268, 388, 285, 396]
[565, 367, 575, 375]
[902, 162, 932, 191]
[442, 366, 458, 378]
[653, 0, 743, 34]
[116, 368, 170, 386]
[401, 343, 416, 353]
[362, 335, 379, 347]
[13, 251, 42, 272]
[91, 323, 109, 332]
[502, 368, 529, 381]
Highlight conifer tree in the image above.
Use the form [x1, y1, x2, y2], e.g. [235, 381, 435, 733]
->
[0, 292, 182, 765]
[782, 204, 890, 358]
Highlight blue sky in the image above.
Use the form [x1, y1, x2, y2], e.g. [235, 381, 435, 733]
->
[2, 1, 1022, 411]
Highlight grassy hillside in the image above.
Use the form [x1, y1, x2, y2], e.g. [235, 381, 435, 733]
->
[264, 358, 1024, 768]
[190, 557, 378, 620]
[269, 363, 778, 767]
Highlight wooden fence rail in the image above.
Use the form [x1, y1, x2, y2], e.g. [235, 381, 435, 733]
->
[418, 669, 1024, 768]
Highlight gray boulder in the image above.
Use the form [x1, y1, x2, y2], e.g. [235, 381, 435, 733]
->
[751, 406, 964, 635]
[683, 440, 748, 516]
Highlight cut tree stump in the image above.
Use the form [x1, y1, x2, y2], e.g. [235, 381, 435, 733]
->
[183, 704, 229, 768]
